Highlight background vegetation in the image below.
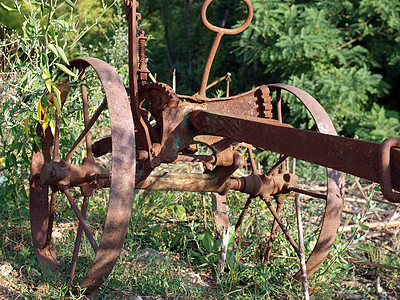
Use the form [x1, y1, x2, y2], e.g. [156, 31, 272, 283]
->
[0, 0, 399, 299]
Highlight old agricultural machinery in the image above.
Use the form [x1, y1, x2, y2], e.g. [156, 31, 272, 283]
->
[29, 0, 400, 293]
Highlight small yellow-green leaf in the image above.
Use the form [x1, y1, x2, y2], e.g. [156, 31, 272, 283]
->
[43, 69, 52, 93]
[47, 44, 59, 57]
[0, 2, 16, 11]
[36, 99, 43, 121]
[42, 112, 49, 134]
[55, 45, 69, 66]
[43, 69, 51, 79]
[24, 117, 30, 138]
[64, 0, 78, 12]
[45, 79, 52, 93]
[55, 63, 77, 78]
[0, 157, 5, 167]
[49, 117, 55, 136]
[52, 85, 63, 117]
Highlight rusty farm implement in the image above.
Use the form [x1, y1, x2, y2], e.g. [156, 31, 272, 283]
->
[29, 0, 400, 293]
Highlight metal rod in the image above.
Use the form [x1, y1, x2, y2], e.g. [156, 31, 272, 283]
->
[266, 155, 288, 176]
[61, 186, 98, 253]
[235, 196, 254, 233]
[81, 71, 93, 158]
[199, 33, 223, 98]
[295, 193, 310, 300]
[290, 187, 327, 200]
[193, 72, 231, 96]
[69, 195, 90, 287]
[64, 98, 106, 162]
[261, 195, 300, 256]
[53, 117, 60, 161]
[263, 199, 283, 262]
[248, 148, 261, 175]
[43, 191, 57, 248]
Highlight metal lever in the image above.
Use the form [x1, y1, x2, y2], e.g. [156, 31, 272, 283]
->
[198, 0, 253, 99]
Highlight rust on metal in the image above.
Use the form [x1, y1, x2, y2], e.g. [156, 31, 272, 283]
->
[29, 0, 400, 294]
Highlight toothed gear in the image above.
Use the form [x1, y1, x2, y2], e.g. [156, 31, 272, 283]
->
[138, 82, 180, 144]
[139, 82, 179, 112]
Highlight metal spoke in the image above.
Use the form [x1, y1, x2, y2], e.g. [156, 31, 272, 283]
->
[81, 72, 93, 158]
[263, 198, 283, 262]
[248, 148, 261, 175]
[295, 193, 310, 299]
[289, 186, 327, 200]
[69, 195, 90, 287]
[60, 186, 99, 253]
[266, 155, 289, 176]
[43, 191, 57, 248]
[235, 196, 254, 233]
[261, 196, 300, 256]
[53, 117, 61, 162]
[64, 98, 107, 162]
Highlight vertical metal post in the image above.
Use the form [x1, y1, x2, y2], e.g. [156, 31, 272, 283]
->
[295, 193, 310, 300]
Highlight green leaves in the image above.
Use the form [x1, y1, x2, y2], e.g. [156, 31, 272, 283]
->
[54, 63, 76, 78]
[64, 0, 78, 12]
[238, 0, 400, 141]
[0, 2, 16, 11]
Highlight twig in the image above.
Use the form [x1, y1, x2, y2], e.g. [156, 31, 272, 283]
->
[295, 194, 309, 300]
[104, 284, 131, 296]
[339, 220, 400, 232]
[354, 178, 382, 221]
[226, 282, 255, 296]
[202, 194, 207, 230]
[217, 223, 231, 274]
[345, 196, 399, 207]
[344, 257, 400, 271]
[334, 291, 368, 300]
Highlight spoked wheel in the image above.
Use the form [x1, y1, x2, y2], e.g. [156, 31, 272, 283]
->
[29, 57, 136, 293]
[235, 84, 345, 280]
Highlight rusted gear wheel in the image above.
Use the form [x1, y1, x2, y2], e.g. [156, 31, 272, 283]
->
[29, 57, 135, 293]
[138, 82, 179, 146]
[264, 84, 345, 280]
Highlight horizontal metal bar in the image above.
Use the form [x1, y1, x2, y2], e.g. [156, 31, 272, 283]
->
[135, 172, 228, 193]
[189, 110, 400, 192]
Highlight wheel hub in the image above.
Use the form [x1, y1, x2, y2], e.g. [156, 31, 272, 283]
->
[40, 158, 110, 188]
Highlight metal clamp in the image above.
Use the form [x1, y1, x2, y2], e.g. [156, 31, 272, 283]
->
[380, 138, 400, 203]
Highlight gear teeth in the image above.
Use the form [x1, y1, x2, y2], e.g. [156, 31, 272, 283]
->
[140, 82, 179, 108]
[258, 85, 273, 119]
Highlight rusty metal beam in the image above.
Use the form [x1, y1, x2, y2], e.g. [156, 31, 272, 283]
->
[189, 110, 400, 192]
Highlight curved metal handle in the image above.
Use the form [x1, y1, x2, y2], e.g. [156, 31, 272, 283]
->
[200, 0, 253, 35]
[380, 138, 400, 203]
[198, 0, 253, 99]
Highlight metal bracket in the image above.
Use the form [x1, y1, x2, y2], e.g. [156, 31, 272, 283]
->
[380, 138, 400, 203]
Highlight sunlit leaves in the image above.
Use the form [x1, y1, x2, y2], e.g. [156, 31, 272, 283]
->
[238, 0, 400, 142]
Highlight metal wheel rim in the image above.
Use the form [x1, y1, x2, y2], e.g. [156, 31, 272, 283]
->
[29, 57, 136, 293]
[267, 83, 345, 280]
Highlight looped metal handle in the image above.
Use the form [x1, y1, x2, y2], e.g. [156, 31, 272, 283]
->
[198, 0, 253, 99]
[200, 0, 253, 35]
[380, 138, 400, 203]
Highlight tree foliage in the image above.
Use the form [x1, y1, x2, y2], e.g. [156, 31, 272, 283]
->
[236, 0, 400, 141]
